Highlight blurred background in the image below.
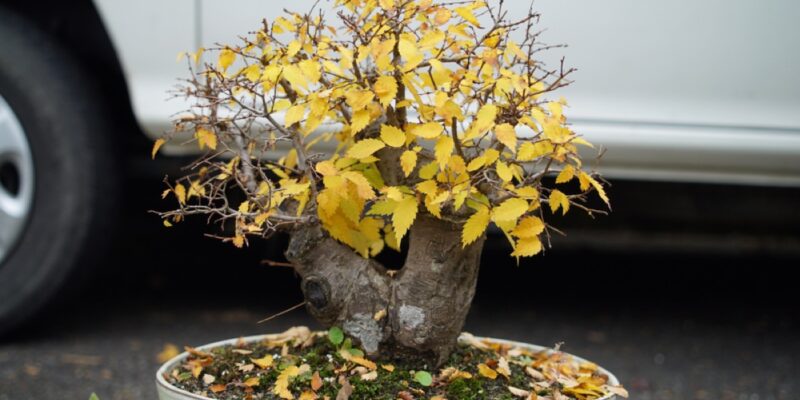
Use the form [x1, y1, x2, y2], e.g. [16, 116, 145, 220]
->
[0, 0, 798, 399]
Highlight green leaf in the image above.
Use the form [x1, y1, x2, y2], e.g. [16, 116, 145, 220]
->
[328, 327, 344, 346]
[348, 348, 365, 357]
[414, 371, 433, 387]
[89, 394, 100, 400]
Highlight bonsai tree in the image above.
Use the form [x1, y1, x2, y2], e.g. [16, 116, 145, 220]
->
[155, 0, 608, 367]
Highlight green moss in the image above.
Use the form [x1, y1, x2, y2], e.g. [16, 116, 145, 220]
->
[447, 377, 485, 400]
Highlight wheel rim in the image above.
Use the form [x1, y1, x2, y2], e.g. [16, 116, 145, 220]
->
[0, 93, 34, 265]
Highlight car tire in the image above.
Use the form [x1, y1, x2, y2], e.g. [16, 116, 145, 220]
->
[0, 7, 119, 336]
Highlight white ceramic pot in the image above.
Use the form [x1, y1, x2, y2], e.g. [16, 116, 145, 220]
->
[156, 334, 621, 400]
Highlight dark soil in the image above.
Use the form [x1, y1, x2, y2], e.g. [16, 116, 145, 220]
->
[164, 328, 625, 400]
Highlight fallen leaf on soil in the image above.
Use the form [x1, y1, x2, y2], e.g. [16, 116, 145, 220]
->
[191, 364, 203, 378]
[339, 350, 377, 370]
[299, 391, 318, 400]
[381, 364, 395, 372]
[397, 391, 415, 400]
[311, 371, 323, 391]
[478, 363, 498, 379]
[360, 370, 378, 381]
[460, 332, 489, 349]
[274, 365, 300, 399]
[263, 326, 314, 348]
[185, 346, 214, 358]
[336, 375, 353, 400]
[202, 374, 215, 385]
[209, 383, 226, 393]
[373, 309, 387, 321]
[526, 366, 545, 380]
[604, 385, 629, 398]
[244, 377, 260, 387]
[497, 357, 511, 378]
[157, 344, 180, 363]
[238, 363, 254, 373]
[439, 367, 473, 381]
[232, 349, 253, 355]
[251, 355, 274, 369]
[508, 386, 531, 397]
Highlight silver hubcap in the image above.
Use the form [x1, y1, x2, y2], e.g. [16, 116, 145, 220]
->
[0, 93, 34, 264]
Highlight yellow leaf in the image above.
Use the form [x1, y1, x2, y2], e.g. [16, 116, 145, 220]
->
[512, 236, 542, 257]
[399, 38, 423, 71]
[495, 161, 513, 182]
[378, 0, 394, 9]
[232, 234, 245, 248]
[274, 365, 300, 399]
[374, 76, 398, 107]
[411, 122, 443, 139]
[467, 155, 487, 171]
[492, 198, 528, 223]
[218, 48, 235, 71]
[400, 150, 417, 177]
[282, 64, 308, 90]
[512, 216, 545, 238]
[343, 171, 376, 199]
[174, 184, 187, 205]
[495, 123, 517, 153]
[455, 6, 482, 27]
[195, 128, 217, 150]
[549, 189, 570, 215]
[382, 364, 395, 372]
[350, 109, 371, 135]
[156, 343, 180, 363]
[243, 64, 261, 82]
[418, 161, 439, 180]
[556, 165, 575, 184]
[380, 125, 406, 147]
[392, 196, 418, 242]
[435, 136, 454, 168]
[477, 364, 498, 380]
[244, 377, 261, 387]
[188, 180, 205, 199]
[585, 174, 610, 206]
[285, 104, 306, 127]
[578, 171, 591, 191]
[151, 138, 165, 159]
[434, 8, 452, 25]
[345, 89, 375, 111]
[298, 391, 317, 400]
[369, 200, 397, 216]
[287, 40, 302, 58]
[298, 59, 321, 83]
[462, 206, 490, 247]
[315, 160, 338, 176]
[506, 40, 527, 59]
[163, 220, 173, 227]
[347, 139, 385, 159]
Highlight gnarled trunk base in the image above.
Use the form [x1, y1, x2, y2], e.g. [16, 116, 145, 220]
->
[285, 216, 485, 366]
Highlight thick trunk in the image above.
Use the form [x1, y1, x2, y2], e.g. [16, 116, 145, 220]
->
[285, 215, 485, 365]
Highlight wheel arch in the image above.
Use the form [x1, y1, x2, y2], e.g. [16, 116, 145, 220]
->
[0, 0, 147, 151]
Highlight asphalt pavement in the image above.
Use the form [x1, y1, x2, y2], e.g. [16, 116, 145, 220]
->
[0, 177, 797, 400]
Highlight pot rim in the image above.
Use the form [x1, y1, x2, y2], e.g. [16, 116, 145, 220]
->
[156, 333, 620, 400]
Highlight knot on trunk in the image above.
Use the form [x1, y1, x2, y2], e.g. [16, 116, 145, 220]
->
[286, 216, 486, 366]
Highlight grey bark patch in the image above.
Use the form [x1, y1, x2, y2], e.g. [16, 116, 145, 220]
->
[398, 305, 425, 330]
[343, 313, 382, 354]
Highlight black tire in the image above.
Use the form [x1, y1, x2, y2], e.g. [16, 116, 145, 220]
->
[0, 7, 118, 335]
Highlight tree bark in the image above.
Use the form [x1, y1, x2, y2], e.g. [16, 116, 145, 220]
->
[285, 215, 485, 366]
